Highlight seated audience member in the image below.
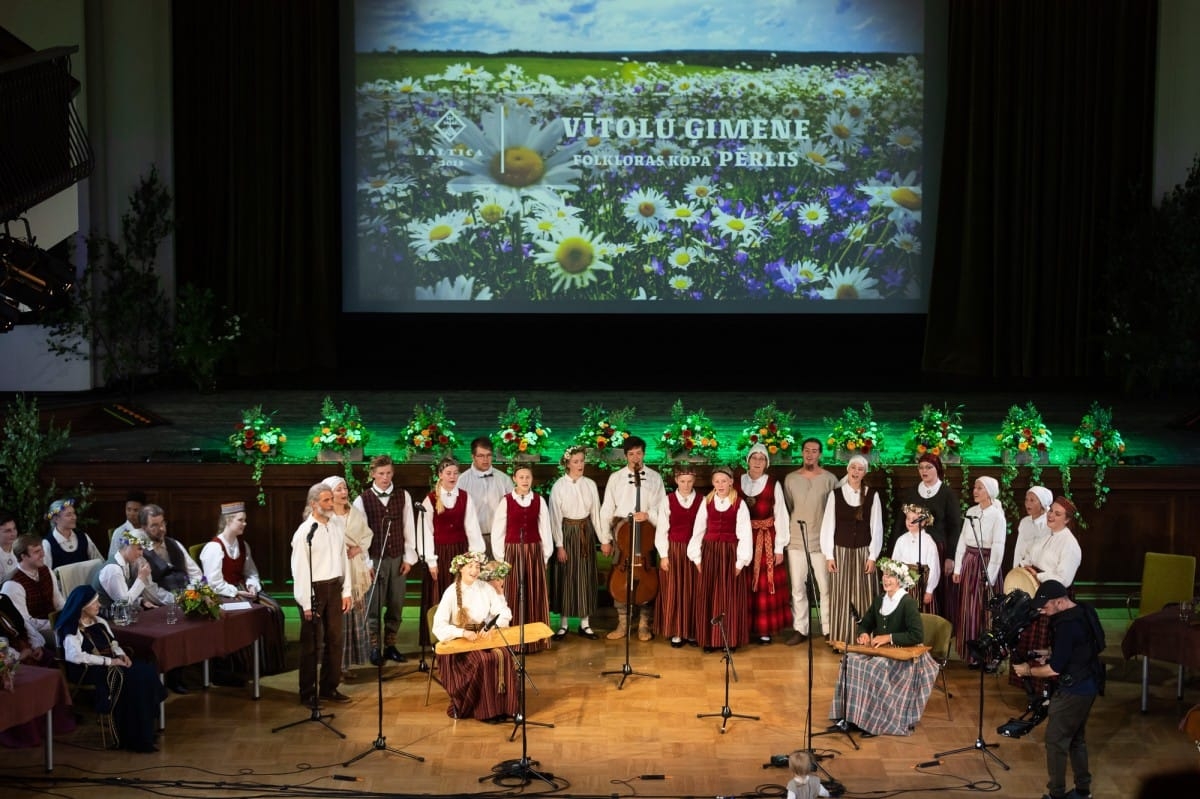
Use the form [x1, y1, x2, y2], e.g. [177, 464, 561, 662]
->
[199, 501, 287, 675]
[43, 498, 104, 570]
[1, 509, 19, 583]
[140, 504, 203, 592]
[829, 557, 938, 737]
[0, 534, 66, 643]
[432, 551, 518, 723]
[0, 593, 77, 749]
[107, 491, 147, 560]
[55, 585, 166, 753]
[95, 530, 173, 614]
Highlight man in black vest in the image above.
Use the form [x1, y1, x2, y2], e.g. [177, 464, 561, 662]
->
[140, 504, 202, 593]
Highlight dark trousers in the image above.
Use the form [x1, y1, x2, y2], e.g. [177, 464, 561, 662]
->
[1043, 691, 1095, 797]
[298, 578, 344, 702]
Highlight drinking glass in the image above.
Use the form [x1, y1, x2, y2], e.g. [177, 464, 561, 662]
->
[111, 600, 129, 626]
[1180, 600, 1194, 624]
[165, 595, 178, 624]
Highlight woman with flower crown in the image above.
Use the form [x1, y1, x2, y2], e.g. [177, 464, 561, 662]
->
[547, 446, 604, 641]
[432, 551, 517, 722]
[829, 558, 937, 737]
[417, 457, 486, 649]
[819, 454, 883, 649]
[489, 462, 553, 653]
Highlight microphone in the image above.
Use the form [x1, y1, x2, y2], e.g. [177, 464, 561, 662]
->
[413, 503, 426, 514]
[849, 602, 862, 624]
[915, 759, 942, 769]
[965, 512, 980, 520]
[710, 612, 724, 625]
[917, 512, 931, 523]
[796, 519, 807, 531]
[480, 613, 500, 633]
[306, 521, 318, 544]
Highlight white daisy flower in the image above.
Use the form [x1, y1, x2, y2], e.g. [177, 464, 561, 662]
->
[408, 211, 468, 260]
[823, 109, 864, 155]
[668, 202, 703, 225]
[796, 201, 829, 227]
[842, 221, 871, 242]
[531, 223, 614, 293]
[472, 191, 519, 225]
[820, 265, 881, 300]
[668, 274, 693, 292]
[683, 177, 716, 204]
[667, 246, 703, 271]
[889, 232, 922, 254]
[623, 188, 671, 232]
[711, 208, 763, 244]
[798, 140, 845, 174]
[415, 275, 493, 301]
[889, 126, 922, 151]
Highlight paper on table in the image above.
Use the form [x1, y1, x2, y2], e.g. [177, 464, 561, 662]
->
[222, 601, 254, 611]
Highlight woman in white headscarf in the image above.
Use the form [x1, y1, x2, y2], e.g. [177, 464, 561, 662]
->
[951, 475, 1007, 666]
[321, 475, 374, 678]
[1011, 486, 1053, 572]
[819, 454, 883, 650]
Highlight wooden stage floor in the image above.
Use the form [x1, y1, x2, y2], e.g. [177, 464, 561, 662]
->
[2, 608, 1197, 798]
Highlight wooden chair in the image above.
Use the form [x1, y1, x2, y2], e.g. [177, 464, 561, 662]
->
[48, 610, 118, 749]
[53, 558, 104, 599]
[920, 612, 953, 720]
[188, 543, 204, 564]
[425, 605, 443, 706]
[1126, 552, 1196, 620]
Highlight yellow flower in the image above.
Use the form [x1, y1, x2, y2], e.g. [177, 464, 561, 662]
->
[931, 445, 942, 455]
[768, 444, 778, 454]
[518, 440, 529, 451]
[1017, 441, 1029, 451]
[846, 441, 857, 450]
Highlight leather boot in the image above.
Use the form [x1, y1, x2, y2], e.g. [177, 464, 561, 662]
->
[606, 610, 628, 640]
[637, 611, 653, 642]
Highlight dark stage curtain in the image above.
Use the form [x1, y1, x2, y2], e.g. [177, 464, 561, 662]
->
[172, 0, 340, 378]
[923, 0, 1157, 381]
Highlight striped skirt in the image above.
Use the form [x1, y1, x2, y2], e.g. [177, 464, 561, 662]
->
[655, 539, 698, 641]
[502, 541, 551, 653]
[954, 546, 1003, 663]
[548, 518, 598, 620]
[438, 648, 519, 721]
[828, 545, 879, 650]
[693, 538, 750, 649]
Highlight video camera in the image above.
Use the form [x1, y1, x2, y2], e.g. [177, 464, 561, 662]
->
[966, 588, 1039, 666]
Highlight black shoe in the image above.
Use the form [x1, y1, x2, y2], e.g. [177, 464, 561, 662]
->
[859, 730, 876, 739]
[758, 636, 772, 645]
[212, 673, 245, 688]
[384, 645, 407, 663]
[578, 627, 598, 640]
[785, 631, 808, 646]
[553, 628, 568, 641]
[167, 681, 190, 695]
[368, 647, 383, 666]
[319, 690, 352, 703]
[299, 695, 315, 706]
[128, 743, 159, 753]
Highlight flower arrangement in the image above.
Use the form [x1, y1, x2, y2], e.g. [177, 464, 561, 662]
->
[228, 405, 286, 506]
[736, 401, 796, 461]
[572, 404, 636, 468]
[177, 578, 223, 620]
[1070, 402, 1125, 509]
[904, 403, 970, 462]
[311, 396, 371, 455]
[398, 398, 459, 460]
[823, 402, 884, 459]
[491, 398, 551, 462]
[658, 399, 720, 462]
[0, 636, 18, 691]
[996, 402, 1052, 462]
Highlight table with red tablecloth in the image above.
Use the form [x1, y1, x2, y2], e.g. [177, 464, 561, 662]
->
[112, 601, 269, 727]
[1121, 606, 1200, 712]
[0, 665, 72, 770]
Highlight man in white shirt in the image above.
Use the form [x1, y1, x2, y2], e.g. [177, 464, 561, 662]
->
[292, 482, 351, 706]
[0, 534, 65, 643]
[782, 438, 839, 644]
[0, 509, 19, 583]
[107, 490, 147, 560]
[456, 436, 514, 557]
[598, 436, 665, 641]
[140, 504, 203, 593]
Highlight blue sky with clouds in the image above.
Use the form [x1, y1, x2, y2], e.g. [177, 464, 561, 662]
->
[355, 0, 924, 55]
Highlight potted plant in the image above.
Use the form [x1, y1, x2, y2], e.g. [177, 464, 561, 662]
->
[176, 577, 223, 620]
[903, 403, 970, 464]
[736, 401, 797, 462]
[572, 404, 636, 469]
[1069, 402, 1125, 509]
[311, 397, 370, 463]
[491, 398, 551, 463]
[228, 405, 286, 506]
[398, 398, 459, 462]
[0, 395, 72, 536]
[658, 399, 720, 463]
[824, 402, 884, 462]
[996, 402, 1052, 467]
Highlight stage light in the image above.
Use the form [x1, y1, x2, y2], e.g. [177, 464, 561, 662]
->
[0, 222, 75, 325]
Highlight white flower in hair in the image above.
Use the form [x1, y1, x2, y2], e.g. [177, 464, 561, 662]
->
[877, 557, 917, 591]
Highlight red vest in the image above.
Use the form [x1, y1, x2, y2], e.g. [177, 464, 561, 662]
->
[13, 566, 55, 619]
[429, 490, 469, 546]
[502, 493, 542, 544]
[211, 536, 247, 585]
[666, 492, 701, 543]
[703, 496, 740, 542]
[743, 475, 778, 525]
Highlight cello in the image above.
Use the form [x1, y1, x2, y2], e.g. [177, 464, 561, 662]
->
[608, 467, 659, 605]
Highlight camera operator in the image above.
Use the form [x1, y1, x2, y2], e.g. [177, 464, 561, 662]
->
[1012, 580, 1103, 799]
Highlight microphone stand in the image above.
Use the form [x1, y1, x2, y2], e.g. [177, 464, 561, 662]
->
[601, 468, 660, 688]
[697, 614, 759, 733]
[934, 512, 1009, 769]
[794, 521, 842, 780]
[274, 521, 344, 738]
[483, 544, 555, 788]
[343, 518, 422, 765]
[387, 507, 430, 681]
[812, 602, 860, 750]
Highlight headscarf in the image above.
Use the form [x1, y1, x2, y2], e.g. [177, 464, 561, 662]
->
[837, 454, 870, 486]
[55, 584, 99, 637]
[745, 442, 770, 468]
[321, 475, 346, 491]
[977, 475, 1000, 500]
[917, 452, 945, 480]
[1027, 486, 1053, 511]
